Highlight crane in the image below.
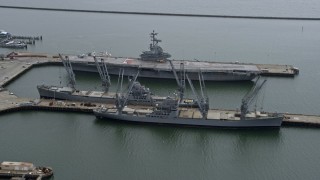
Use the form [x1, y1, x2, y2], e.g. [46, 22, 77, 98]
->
[240, 77, 267, 120]
[59, 54, 76, 89]
[93, 56, 111, 92]
[168, 59, 185, 103]
[115, 69, 140, 114]
[186, 73, 209, 119]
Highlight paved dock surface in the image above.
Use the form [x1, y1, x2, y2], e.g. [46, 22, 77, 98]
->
[1, 87, 320, 127]
[0, 89, 31, 112]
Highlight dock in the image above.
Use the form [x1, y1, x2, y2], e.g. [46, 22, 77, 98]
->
[0, 30, 42, 49]
[1, 52, 317, 128]
[1, 89, 320, 127]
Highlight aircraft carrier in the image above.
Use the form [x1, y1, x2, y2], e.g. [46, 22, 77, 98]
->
[68, 31, 260, 81]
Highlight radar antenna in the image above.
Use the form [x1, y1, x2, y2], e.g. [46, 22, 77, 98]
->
[150, 30, 161, 47]
[59, 54, 76, 89]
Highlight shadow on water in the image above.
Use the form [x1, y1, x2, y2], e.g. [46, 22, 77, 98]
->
[93, 117, 281, 146]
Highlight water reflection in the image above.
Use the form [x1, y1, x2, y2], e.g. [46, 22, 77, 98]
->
[94, 117, 281, 152]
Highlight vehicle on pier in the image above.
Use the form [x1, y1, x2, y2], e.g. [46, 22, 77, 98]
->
[0, 161, 53, 179]
[67, 31, 260, 81]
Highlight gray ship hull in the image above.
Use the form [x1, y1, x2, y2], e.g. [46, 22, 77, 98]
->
[37, 85, 198, 107]
[68, 56, 259, 81]
[37, 85, 116, 104]
[94, 110, 283, 128]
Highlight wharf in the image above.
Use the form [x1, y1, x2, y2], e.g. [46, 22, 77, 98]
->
[0, 53, 60, 86]
[1, 52, 316, 128]
[0, 90, 320, 127]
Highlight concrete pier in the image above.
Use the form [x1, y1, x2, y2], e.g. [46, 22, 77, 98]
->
[1, 91, 320, 128]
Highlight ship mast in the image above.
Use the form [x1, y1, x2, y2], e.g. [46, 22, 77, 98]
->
[186, 73, 209, 119]
[59, 54, 76, 89]
[93, 56, 111, 92]
[240, 77, 267, 120]
[150, 30, 161, 49]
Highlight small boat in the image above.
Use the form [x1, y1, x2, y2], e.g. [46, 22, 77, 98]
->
[0, 161, 53, 179]
[0, 30, 11, 38]
[0, 40, 27, 49]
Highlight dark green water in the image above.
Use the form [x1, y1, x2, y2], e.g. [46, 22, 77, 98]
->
[1, 111, 320, 180]
[1, 4, 320, 179]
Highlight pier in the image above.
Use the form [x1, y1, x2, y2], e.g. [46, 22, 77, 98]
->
[1, 52, 318, 128]
[1, 89, 320, 127]
[0, 30, 42, 49]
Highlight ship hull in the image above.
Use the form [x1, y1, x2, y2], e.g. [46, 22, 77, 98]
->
[37, 85, 116, 104]
[71, 63, 256, 81]
[94, 110, 283, 128]
[37, 85, 197, 107]
[67, 55, 260, 81]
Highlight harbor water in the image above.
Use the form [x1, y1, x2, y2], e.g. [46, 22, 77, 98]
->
[1, 1, 320, 179]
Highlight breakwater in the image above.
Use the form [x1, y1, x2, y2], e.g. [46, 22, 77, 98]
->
[1, 5, 320, 21]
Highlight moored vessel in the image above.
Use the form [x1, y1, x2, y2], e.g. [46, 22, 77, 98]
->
[94, 75, 283, 128]
[38, 55, 198, 107]
[0, 161, 53, 179]
[68, 31, 260, 81]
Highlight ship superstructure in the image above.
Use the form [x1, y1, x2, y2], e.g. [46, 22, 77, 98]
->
[140, 30, 171, 61]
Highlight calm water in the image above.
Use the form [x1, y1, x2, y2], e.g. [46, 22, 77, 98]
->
[1, 1, 320, 179]
[1, 0, 320, 17]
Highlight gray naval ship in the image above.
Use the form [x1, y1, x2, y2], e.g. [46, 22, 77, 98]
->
[37, 55, 197, 107]
[94, 73, 283, 128]
[67, 31, 260, 81]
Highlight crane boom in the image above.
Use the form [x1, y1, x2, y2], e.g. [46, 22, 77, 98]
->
[122, 70, 140, 107]
[186, 74, 208, 119]
[240, 77, 267, 120]
[93, 56, 111, 92]
[115, 69, 140, 113]
[59, 54, 76, 89]
[168, 60, 185, 102]
[168, 60, 181, 87]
